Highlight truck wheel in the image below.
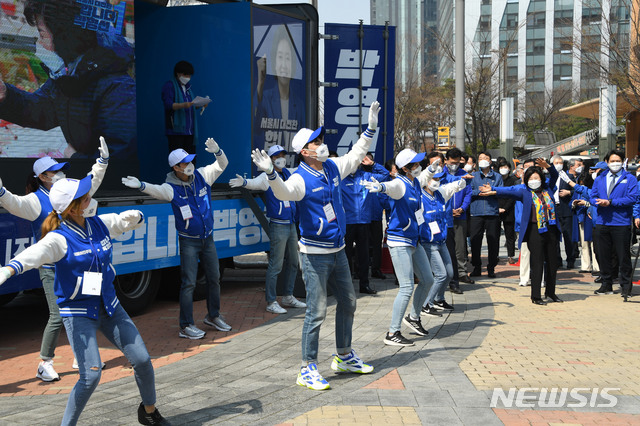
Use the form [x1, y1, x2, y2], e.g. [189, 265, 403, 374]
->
[114, 270, 160, 316]
[0, 292, 18, 307]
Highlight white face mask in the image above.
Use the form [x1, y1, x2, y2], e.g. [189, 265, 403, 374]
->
[528, 180, 541, 190]
[448, 163, 459, 172]
[178, 76, 191, 85]
[464, 164, 473, 172]
[82, 199, 98, 218]
[35, 42, 66, 79]
[592, 172, 599, 180]
[435, 165, 443, 174]
[499, 168, 509, 176]
[45, 171, 66, 184]
[554, 163, 563, 171]
[311, 144, 329, 162]
[608, 162, 622, 173]
[180, 163, 195, 176]
[479, 160, 491, 169]
[410, 165, 422, 177]
[575, 166, 583, 174]
[273, 157, 287, 169]
[428, 180, 440, 191]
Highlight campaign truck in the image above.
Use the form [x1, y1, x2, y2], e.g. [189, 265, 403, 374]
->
[0, 0, 318, 314]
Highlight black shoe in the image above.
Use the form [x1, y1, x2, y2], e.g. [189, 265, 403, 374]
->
[487, 269, 496, 278]
[545, 295, 563, 303]
[470, 267, 482, 277]
[459, 275, 475, 284]
[594, 276, 603, 283]
[138, 403, 170, 425]
[531, 298, 547, 305]
[566, 263, 575, 269]
[384, 330, 414, 346]
[594, 288, 613, 295]
[402, 314, 429, 336]
[421, 305, 443, 317]
[371, 270, 386, 279]
[578, 270, 590, 273]
[449, 287, 464, 294]
[434, 300, 454, 311]
[360, 286, 377, 295]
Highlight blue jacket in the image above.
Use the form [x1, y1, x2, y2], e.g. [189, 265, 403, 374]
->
[370, 192, 387, 222]
[341, 163, 390, 225]
[265, 168, 297, 224]
[420, 189, 448, 243]
[589, 169, 638, 226]
[571, 184, 593, 242]
[167, 170, 214, 239]
[387, 175, 423, 247]
[162, 79, 195, 136]
[443, 166, 471, 225]
[470, 169, 503, 216]
[294, 160, 346, 249]
[513, 182, 525, 233]
[633, 179, 640, 219]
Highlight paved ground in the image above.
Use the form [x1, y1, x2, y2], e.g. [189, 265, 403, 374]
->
[0, 247, 639, 425]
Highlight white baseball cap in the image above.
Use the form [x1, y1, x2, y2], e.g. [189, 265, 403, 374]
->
[291, 126, 325, 153]
[395, 149, 426, 169]
[168, 149, 196, 167]
[49, 175, 92, 214]
[267, 145, 286, 157]
[33, 156, 69, 177]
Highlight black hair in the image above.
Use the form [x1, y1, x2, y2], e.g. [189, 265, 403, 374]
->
[478, 151, 491, 160]
[384, 159, 396, 172]
[605, 149, 625, 162]
[365, 152, 374, 160]
[578, 167, 594, 188]
[523, 166, 546, 189]
[427, 151, 444, 162]
[174, 60, 195, 77]
[523, 158, 535, 167]
[497, 158, 511, 169]
[446, 147, 463, 160]
[26, 173, 41, 194]
[467, 155, 476, 164]
[24, 0, 98, 65]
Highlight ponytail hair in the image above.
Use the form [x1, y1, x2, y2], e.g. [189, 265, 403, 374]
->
[40, 196, 87, 239]
[26, 172, 41, 194]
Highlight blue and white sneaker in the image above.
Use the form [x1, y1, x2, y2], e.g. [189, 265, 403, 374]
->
[330, 350, 374, 374]
[296, 363, 330, 390]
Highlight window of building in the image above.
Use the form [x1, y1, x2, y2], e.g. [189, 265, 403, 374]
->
[526, 65, 544, 82]
[526, 38, 545, 55]
[554, 9, 573, 27]
[527, 11, 545, 29]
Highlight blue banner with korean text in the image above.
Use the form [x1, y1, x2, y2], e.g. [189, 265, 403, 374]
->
[324, 23, 395, 163]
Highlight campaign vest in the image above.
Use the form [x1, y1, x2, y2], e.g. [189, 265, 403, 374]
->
[32, 187, 53, 241]
[266, 168, 297, 224]
[168, 171, 214, 238]
[420, 189, 448, 243]
[387, 174, 423, 247]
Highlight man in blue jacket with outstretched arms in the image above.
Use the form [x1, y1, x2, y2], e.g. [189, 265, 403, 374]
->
[589, 149, 638, 301]
[251, 101, 380, 391]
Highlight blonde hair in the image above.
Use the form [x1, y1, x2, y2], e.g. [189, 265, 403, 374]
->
[40, 196, 87, 239]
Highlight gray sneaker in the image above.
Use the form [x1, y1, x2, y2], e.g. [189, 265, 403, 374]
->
[266, 301, 287, 314]
[281, 295, 307, 308]
[179, 324, 205, 339]
[204, 315, 232, 332]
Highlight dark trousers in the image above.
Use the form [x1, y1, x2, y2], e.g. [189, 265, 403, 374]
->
[557, 215, 575, 265]
[345, 223, 370, 287]
[369, 220, 383, 272]
[167, 134, 195, 153]
[596, 225, 632, 295]
[470, 215, 500, 270]
[500, 216, 516, 258]
[525, 224, 560, 300]
[445, 227, 460, 288]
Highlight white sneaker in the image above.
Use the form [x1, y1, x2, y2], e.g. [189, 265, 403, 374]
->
[266, 301, 287, 314]
[36, 360, 60, 382]
[204, 315, 232, 332]
[281, 295, 307, 309]
[72, 358, 106, 370]
[179, 324, 206, 339]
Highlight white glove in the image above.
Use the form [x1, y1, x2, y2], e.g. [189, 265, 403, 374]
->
[428, 158, 441, 173]
[98, 136, 109, 160]
[363, 178, 383, 193]
[457, 179, 467, 189]
[120, 210, 143, 224]
[229, 174, 247, 188]
[623, 158, 628, 170]
[368, 101, 380, 130]
[122, 176, 142, 189]
[0, 176, 3, 191]
[251, 149, 274, 174]
[558, 170, 570, 183]
[0, 266, 12, 286]
[204, 138, 220, 154]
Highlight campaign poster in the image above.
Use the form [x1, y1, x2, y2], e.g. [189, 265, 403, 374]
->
[252, 7, 307, 169]
[0, 0, 135, 160]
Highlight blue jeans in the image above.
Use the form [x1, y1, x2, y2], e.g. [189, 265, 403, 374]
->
[179, 235, 221, 328]
[389, 244, 433, 333]
[266, 222, 298, 303]
[422, 242, 453, 307]
[300, 249, 356, 364]
[61, 305, 155, 426]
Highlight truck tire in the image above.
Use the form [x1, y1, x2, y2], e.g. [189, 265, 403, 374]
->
[0, 292, 18, 307]
[114, 270, 160, 316]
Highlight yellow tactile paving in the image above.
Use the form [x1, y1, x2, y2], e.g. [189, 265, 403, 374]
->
[460, 278, 640, 395]
[279, 406, 422, 425]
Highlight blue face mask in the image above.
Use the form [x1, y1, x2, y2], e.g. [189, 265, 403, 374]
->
[35, 43, 66, 79]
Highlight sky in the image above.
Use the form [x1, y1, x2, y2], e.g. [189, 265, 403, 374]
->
[253, 0, 371, 29]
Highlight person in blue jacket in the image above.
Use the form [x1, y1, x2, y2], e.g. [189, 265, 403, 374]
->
[0, 138, 108, 382]
[228, 145, 307, 314]
[341, 153, 390, 294]
[419, 171, 468, 313]
[589, 150, 638, 301]
[369, 154, 390, 279]
[162, 60, 202, 154]
[122, 138, 231, 339]
[479, 158, 562, 305]
[0, 177, 169, 426]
